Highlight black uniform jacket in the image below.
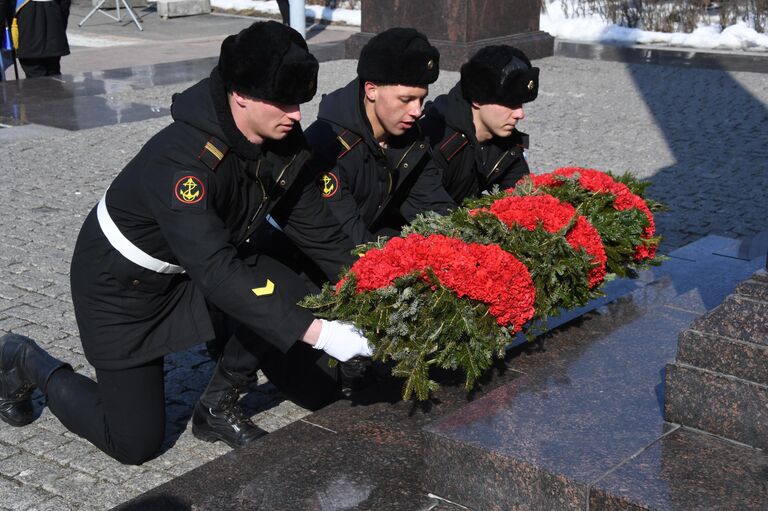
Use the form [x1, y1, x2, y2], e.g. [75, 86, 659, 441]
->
[304, 78, 455, 245]
[70, 68, 355, 370]
[0, 0, 70, 59]
[418, 84, 530, 204]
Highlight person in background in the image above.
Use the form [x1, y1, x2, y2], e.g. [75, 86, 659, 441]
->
[0, 0, 70, 78]
[418, 45, 539, 204]
[277, 0, 290, 25]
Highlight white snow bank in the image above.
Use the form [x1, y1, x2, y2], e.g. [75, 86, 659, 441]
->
[541, 1, 768, 52]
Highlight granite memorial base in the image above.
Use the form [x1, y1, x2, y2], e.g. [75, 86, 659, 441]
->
[115, 234, 767, 511]
[665, 268, 768, 450]
[345, 0, 554, 70]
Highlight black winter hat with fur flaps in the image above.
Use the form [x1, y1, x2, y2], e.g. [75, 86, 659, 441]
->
[218, 21, 319, 104]
[357, 27, 440, 86]
[460, 45, 539, 106]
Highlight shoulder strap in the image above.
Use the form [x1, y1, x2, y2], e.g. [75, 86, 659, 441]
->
[438, 129, 469, 162]
[336, 129, 363, 159]
[197, 135, 230, 172]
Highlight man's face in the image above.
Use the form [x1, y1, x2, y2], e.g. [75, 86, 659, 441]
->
[475, 102, 525, 139]
[364, 83, 428, 138]
[231, 92, 302, 144]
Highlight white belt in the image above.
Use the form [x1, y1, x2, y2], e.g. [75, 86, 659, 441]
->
[97, 194, 185, 274]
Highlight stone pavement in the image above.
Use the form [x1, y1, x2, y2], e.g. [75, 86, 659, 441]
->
[1, 11, 767, 510]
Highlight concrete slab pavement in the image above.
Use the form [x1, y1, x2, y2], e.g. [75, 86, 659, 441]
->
[58, 0, 356, 76]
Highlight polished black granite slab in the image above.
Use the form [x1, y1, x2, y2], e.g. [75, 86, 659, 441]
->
[422, 236, 765, 510]
[0, 41, 345, 132]
[115, 235, 766, 510]
[424, 304, 696, 510]
[116, 419, 437, 511]
[1, 94, 170, 131]
[556, 40, 768, 74]
[590, 427, 768, 511]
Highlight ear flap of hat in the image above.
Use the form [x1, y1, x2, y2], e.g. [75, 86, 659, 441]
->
[460, 58, 501, 104]
[460, 45, 539, 106]
[272, 57, 319, 105]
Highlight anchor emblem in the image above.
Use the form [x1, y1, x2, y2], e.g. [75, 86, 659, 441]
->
[174, 175, 205, 205]
[320, 172, 339, 198]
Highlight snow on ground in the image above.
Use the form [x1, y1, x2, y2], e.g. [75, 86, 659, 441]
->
[210, 0, 768, 52]
[540, 1, 768, 52]
[211, 0, 361, 25]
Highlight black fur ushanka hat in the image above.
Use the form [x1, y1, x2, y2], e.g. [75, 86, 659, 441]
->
[218, 21, 319, 104]
[357, 27, 440, 86]
[460, 45, 539, 106]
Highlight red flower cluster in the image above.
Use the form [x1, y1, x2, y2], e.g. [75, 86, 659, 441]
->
[526, 167, 656, 260]
[481, 195, 607, 288]
[344, 234, 536, 330]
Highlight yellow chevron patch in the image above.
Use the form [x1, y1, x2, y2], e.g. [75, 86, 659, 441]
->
[252, 279, 275, 297]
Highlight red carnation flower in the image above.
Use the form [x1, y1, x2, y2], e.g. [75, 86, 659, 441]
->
[344, 234, 536, 331]
[522, 167, 657, 261]
[479, 195, 607, 288]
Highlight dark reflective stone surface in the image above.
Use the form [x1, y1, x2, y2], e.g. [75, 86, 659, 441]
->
[114, 236, 767, 510]
[422, 236, 765, 510]
[424, 305, 697, 510]
[590, 427, 768, 511]
[0, 59, 211, 130]
[0, 41, 344, 131]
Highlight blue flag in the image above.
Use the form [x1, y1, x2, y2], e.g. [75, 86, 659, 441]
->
[16, 0, 30, 14]
[2, 25, 11, 52]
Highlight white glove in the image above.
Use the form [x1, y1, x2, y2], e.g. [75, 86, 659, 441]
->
[313, 319, 373, 362]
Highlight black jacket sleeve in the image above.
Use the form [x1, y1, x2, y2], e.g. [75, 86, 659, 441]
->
[140, 163, 314, 354]
[304, 121, 379, 246]
[398, 158, 456, 222]
[495, 156, 531, 191]
[270, 167, 357, 282]
[323, 165, 378, 246]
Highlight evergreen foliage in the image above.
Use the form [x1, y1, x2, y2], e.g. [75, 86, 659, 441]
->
[302, 169, 664, 401]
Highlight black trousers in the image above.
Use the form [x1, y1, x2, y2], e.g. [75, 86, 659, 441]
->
[44, 326, 290, 465]
[45, 330, 340, 465]
[49, 284, 339, 465]
[19, 57, 61, 78]
[46, 359, 166, 466]
[277, 0, 290, 24]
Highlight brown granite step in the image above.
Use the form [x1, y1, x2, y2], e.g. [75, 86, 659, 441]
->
[665, 362, 768, 450]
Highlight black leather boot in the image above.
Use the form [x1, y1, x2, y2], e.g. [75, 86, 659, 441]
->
[192, 366, 267, 448]
[0, 333, 69, 427]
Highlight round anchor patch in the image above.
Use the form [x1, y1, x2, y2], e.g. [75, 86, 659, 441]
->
[175, 175, 206, 205]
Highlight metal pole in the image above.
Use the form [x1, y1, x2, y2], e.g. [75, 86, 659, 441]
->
[289, 0, 306, 39]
